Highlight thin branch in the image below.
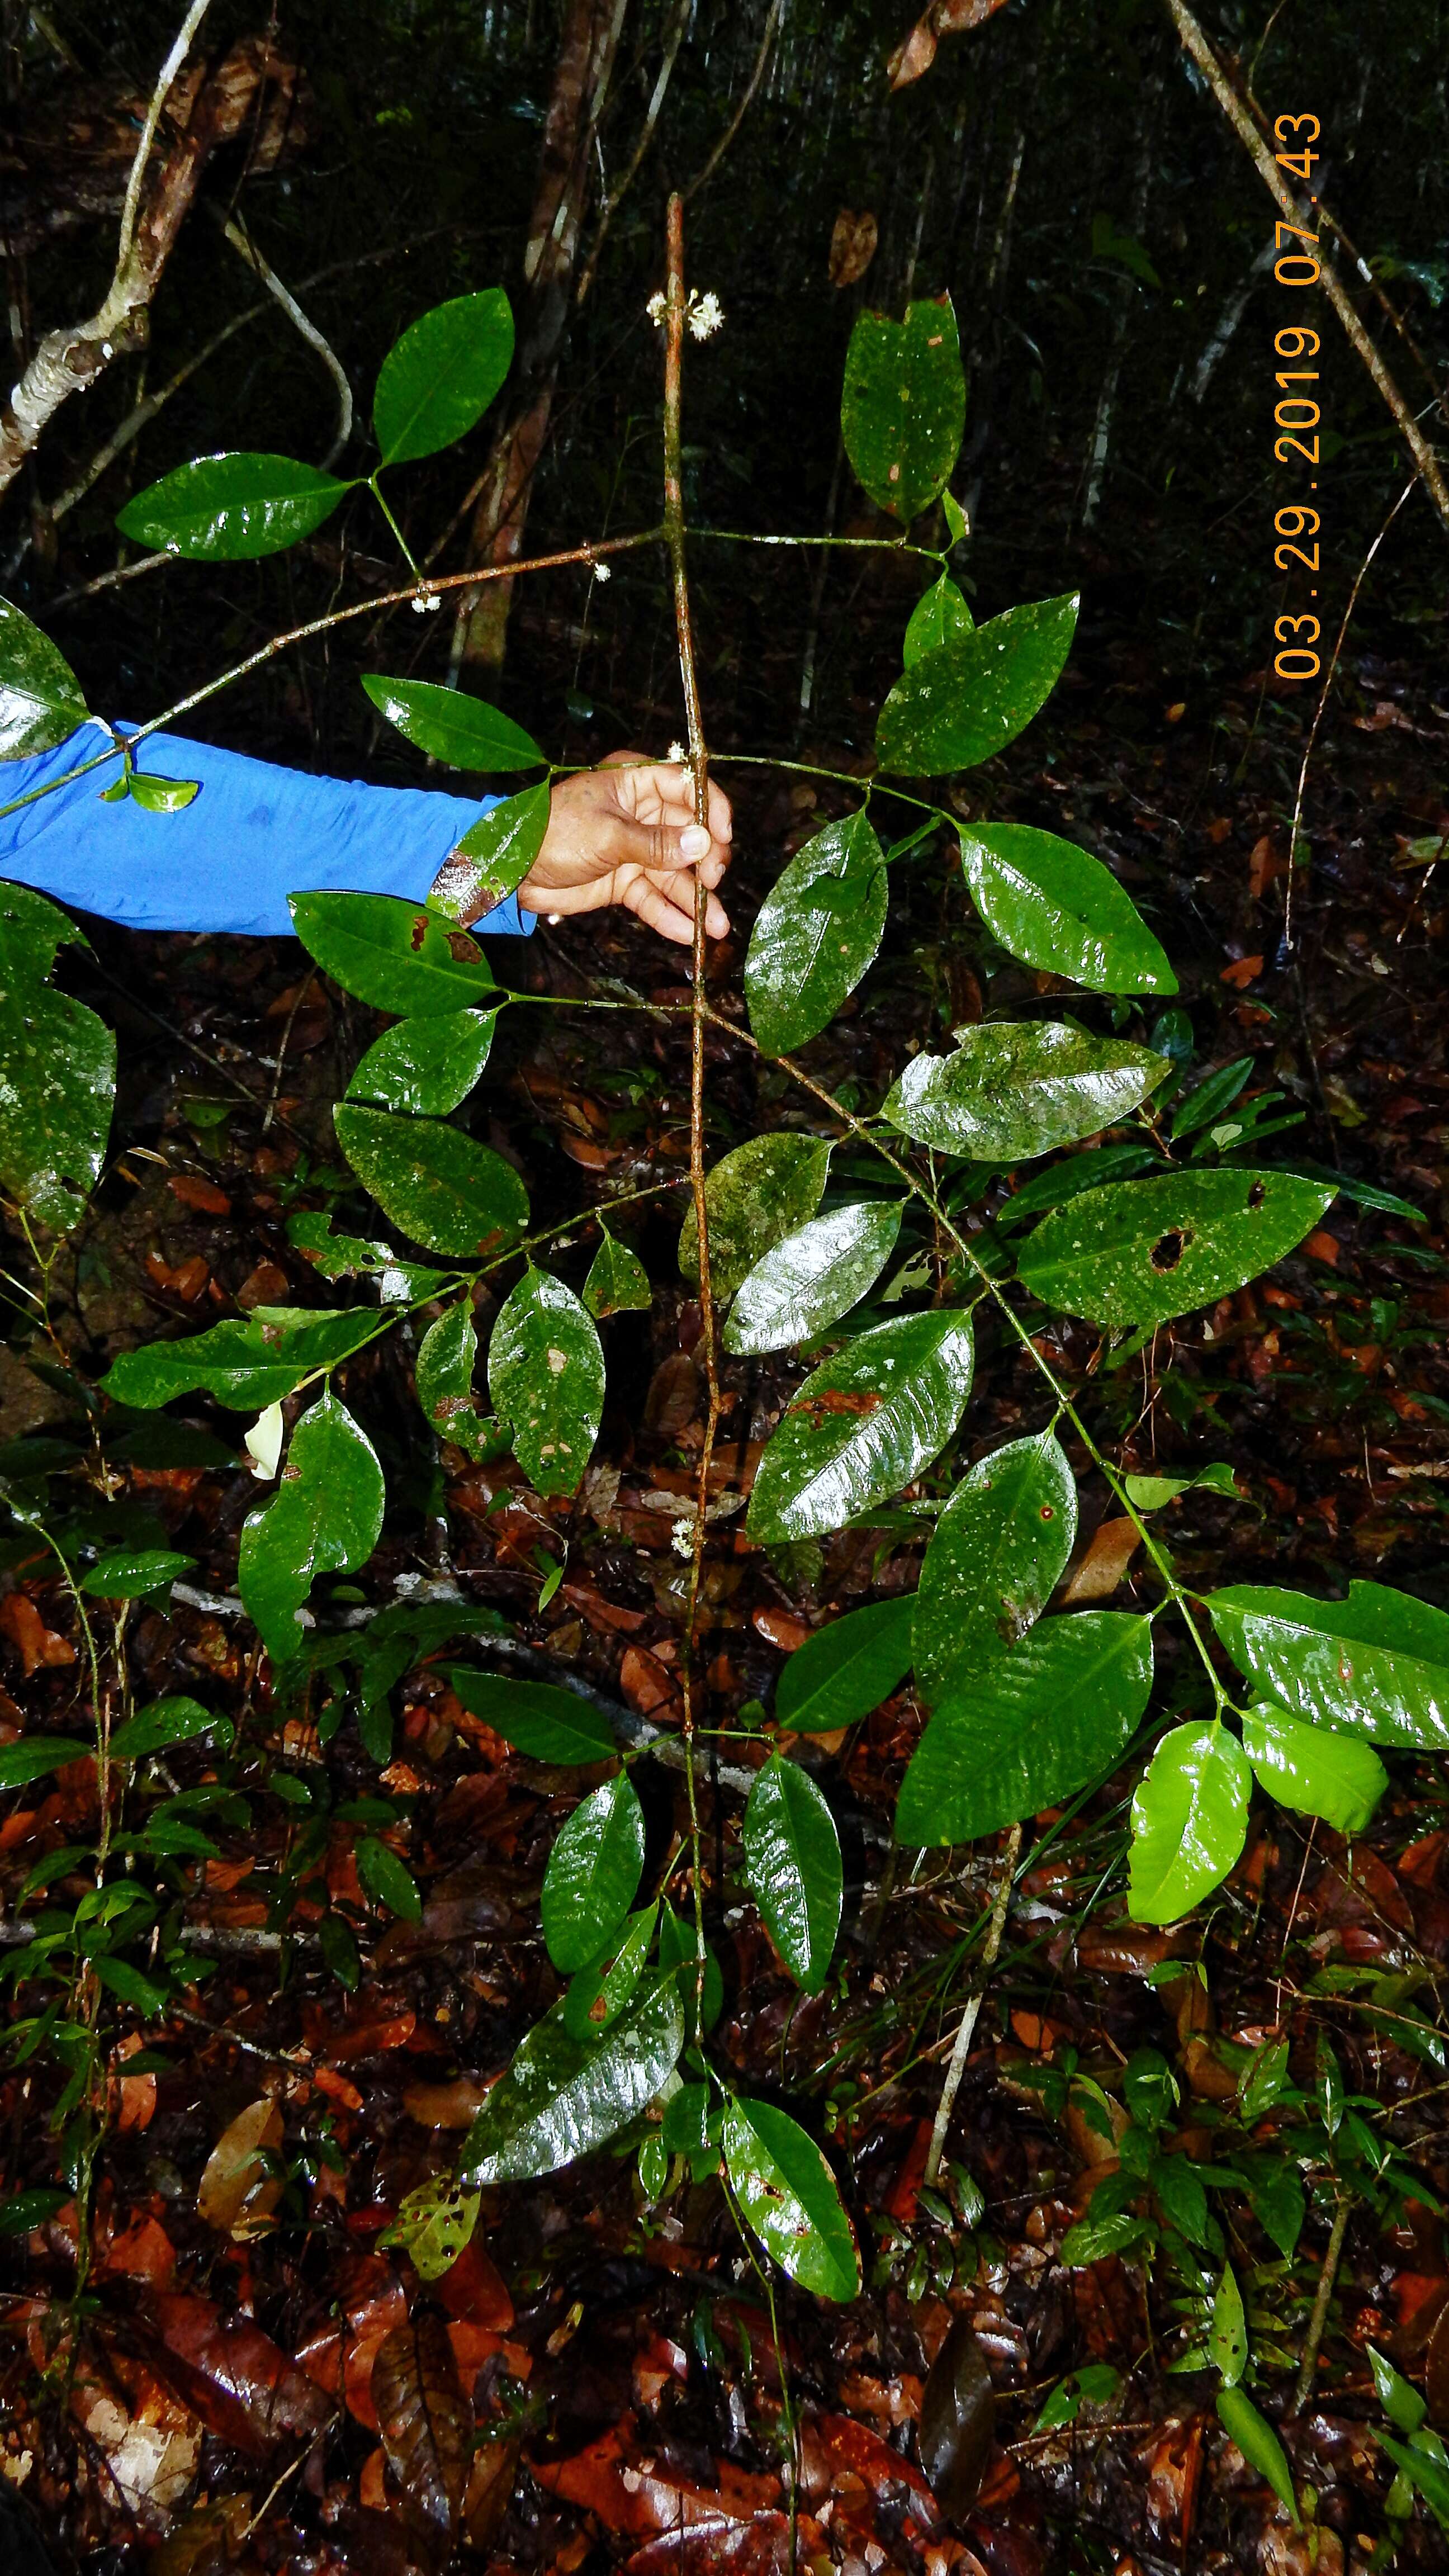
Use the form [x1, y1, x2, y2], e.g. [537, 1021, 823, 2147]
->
[924, 1822, 1022, 2185]
[1291, 2196, 1349, 2414]
[115, 0, 215, 273]
[577, 0, 692, 305]
[217, 212, 353, 468]
[683, 0, 785, 204]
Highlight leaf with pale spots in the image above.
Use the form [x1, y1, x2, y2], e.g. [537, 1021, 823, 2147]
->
[489, 1267, 604, 1495]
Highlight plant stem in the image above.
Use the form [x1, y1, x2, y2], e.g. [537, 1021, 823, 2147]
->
[1291, 2195, 1348, 2415]
[924, 1821, 1022, 2185]
[695, 526, 942, 561]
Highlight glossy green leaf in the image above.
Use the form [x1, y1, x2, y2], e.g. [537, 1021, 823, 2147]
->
[903, 573, 973, 666]
[1060, 2207, 1153, 2266]
[841, 296, 965, 522]
[774, 1594, 916, 1733]
[102, 1306, 378, 1410]
[415, 1298, 491, 1460]
[1208, 1580, 1449, 1750]
[79, 1547, 193, 1598]
[334, 1103, 528, 1257]
[1375, 2431, 1449, 2532]
[289, 891, 496, 1016]
[741, 1755, 842, 1993]
[1240, 1702, 1388, 1833]
[876, 594, 1078, 775]
[373, 288, 514, 465]
[747, 1309, 974, 1545]
[0, 1736, 91, 1787]
[489, 1267, 604, 1496]
[1209, 2264, 1248, 2387]
[117, 453, 351, 559]
[563, 1905, 657, 2043]
[92, 1955, 168, 2016]
[744, 811, 888, 1057]
[362, 674, 544, 771]
[897, 1612, 1154, 1845]
[657, 1900, 724, 2035]
[238, 1393, 385, 1663]
[448, 1669, 614, 1764]
[126, 771, 199, 813]
[0, 596, 88, 757]
[887, 1021, 1166, 1161]
[1216, 2387, 1298, 2524]
[460, 1973, 683, 2185]
[915, 1432, 1078, 1704]
[355, 1834, 422, 1921]
[723, 2097, 860, 2300]
[0, 884, 115, 1232]
[1172, 1057, 1253, 1141]
[347, 1008, 498, 1117]
[541, 1772, 646, 1973]
[1237, 2151, 1304, 2259]
[679, 1132, 831, 1301]
[111, 1697, 225, 1761]
[1019, 1169, 1336, 1330]
[959, 823, 1176, 993]
[445, 781, 552, 915]
[1128, 1722, 1251, 1924]
[583, 1230, 651, 1319]
[1122, 1462, 1241, 1511]
[1368, 2345, 1427, 2437]
[723, 1200, 902, 1356]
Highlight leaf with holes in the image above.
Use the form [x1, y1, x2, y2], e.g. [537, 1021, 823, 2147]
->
[887, 1021, 1167, 1160]
[898, 1612, 1153, 1844]
[959, 823, 1176, 992]
[724, 1200, 902, 1356]
[744, 811, 888, 1057]
[679, 1133, 831, 1300]
[1239, 1702, 1388, 1831]
[102, 1306, 378, 1410]
[238, 1393, 385, 1663]
[334, 1104, 528, 1258]
[0, 886, 115, 1232]
[1208, 1580, 1449, 1750]
[915, 1432, 1078, 1704]
[541, 1772, 645, 1973]
[903, 572, 973, 666]
[774, 1594, 916, 1733]
[290, 891, 496, 1016]
[0, 596, 88, 757]
[373, 288, 514, 465]
[489, 1267, 604, 1495]
[117, 453, 352, 558]
[877, 594, 1078, 775]
[347, 1008, 499, 1117]
[1128, 1722, 1251, 1924]
[841, 295, 965, 522]
[379, 2175, 480, 2283]
[460, 1973, 684, 2184]
[583, 1230, 651, 1318]
[1019, 1169, 1335, 1330]
[415, 1298, 491, 1460]
[741, 1755, 842, 1992]
[446, 780, 552, 915]
[723, 2097, 860, 2300]
[747, 1309, 974, 1544]
[362, 675, 544, 770]
[448, 1670, 615, 1764]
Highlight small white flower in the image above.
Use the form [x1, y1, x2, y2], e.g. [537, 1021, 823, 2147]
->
[667, 740, 690, 767]
[646, 289, 667, 328]
[592, 560, 611, 583]
[688, 289, 724, 341]
[670, 1517, 694, 1560]
[244, 1401, 284, 1481]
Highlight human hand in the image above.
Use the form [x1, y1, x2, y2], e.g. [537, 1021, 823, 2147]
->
[517, 753, 732, 948]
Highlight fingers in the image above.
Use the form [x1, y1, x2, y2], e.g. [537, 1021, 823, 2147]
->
[606, 806, 730, 883]
[609, 755, 733, 849]
[623, 871, 731, 947]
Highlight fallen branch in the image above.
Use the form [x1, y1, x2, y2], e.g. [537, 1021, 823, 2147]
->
[924, 1821, 1022, 2185]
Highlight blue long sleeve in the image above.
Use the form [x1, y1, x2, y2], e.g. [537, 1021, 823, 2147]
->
[0, 720, 534, 939]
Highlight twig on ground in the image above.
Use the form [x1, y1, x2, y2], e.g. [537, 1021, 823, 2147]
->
[925, 1821, 1022, 2185]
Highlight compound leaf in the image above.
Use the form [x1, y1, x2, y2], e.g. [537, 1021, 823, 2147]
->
[1239, 1702, 1388, 1831]
[373, 288, 514, 465]
[0, 595, 88, 756]
[877, 594, 1078, 775]
[460, 1973, 683, 2185]
[541, 1772, 645, 1973]
[0, 884, 114, 1231]
[415, 1298, 491, 1459]
[841, 295, 965, 522]
[774, 1594, 917, 1734]
[724, 1200, 902, 1355]
[102, 1307, 378, 1410]
[1208, 1580, 1449, 1750]
[361, 675, 544, 771]
[1128, 1721, 1251, 1924]
[448, 1670, 614, 1765]
[117, 453, 351, 559]
[887, 1021, 1166, 1161]
[679, 1133, 831, 1301]
[290, 891, 496, 1016]
[334, 1103, 529, 1257]
[583, 1230, 651, 1319]
[903, 572, 973, 666]
[347, 1008, 498, 1117]
[723, 2097, 860, 2300]
[959, 823, 1176, 993]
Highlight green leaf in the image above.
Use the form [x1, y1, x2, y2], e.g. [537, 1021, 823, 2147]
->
[541, 1772, 646, 1973]
[117, 453, 351, 559]
[1128, 1722, 1251, 1924]
[741, 1755, 842, 1993]
[334, 1104, 529, 1257]
[0, 596, 88, 756]
[887, 1022, 1167, 1161]
[355, 1834, 422, 1921]
[897, 1612, 1154, 1845]
[126, 771, 200, 813]
[562, 1905, 657, 2043]
[841, 296, 966, 522]
[746, 1309, 974, 1545]
[347, 1008, 498, 1117]
[1122, 1462, 1241, 1510]
[1034, 2365, 1121, 2430]
[79, 1547, 193, 1598]
[378, 2174, 480, 2281]
[583, 1230, 651, 1319]
[448, 1670, 615, 1764]
[942, 490, 968, 547]
[1019, 1169, 1336, 1330]
[998, 1142, 1160, 1225]
[415, 1298, 491, 1459]
[657, 1900, 724, 2035]
[1237, 2152, 1304, 2259]
[1172, 1058, 1253, 1141]
[1368, 2345, 1427, 2437]
[0, 1736, 91, 1787]
[0, 2187, 68, 2235]
[489, 1267, 604, 1497]
[102, 1306, 377, 1410]
[446, 782, 552, 914]
[460, 1973, 684, 2185]
[723, 1201, 902, 1356]
[1376, 2430, 1449, 2532]
[112, 1697, 225, 1761]
[1123, 2048, 1177, 2131]
[92, 1954, 169, 2016]
[773, 1594, 916, 1733]
[1210, 2264, 1248, 2387]
[723, 2097, 860, 2299]
[373, 288, 514, 465]
[1240, 1703, 1388, 1833]
[1208, 1580, 1449, 1750]
[1060, 2207, 1153, 2265]
[915, 1432, 1078, 1704]
[744, 811, 888, 1057]
[0, 885, 115, 1232]
[876, 594, 1078, 776]
[238, 1392, 385, 1662]
[362, 674, 544, 771]
[1151, 2152, 1209, 2246]
[1216, 2387, 1299, 2525]
[289, 891, 496, 1016]
[903, 573, 973, 667]
[679, 1133, 831, 1301]
[959, 823, 1176, 993]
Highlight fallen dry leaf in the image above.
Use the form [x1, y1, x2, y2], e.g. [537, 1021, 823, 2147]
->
[196, 2099, 283, 2239]
[0, 1593, 77, 1674]
[1060, 1517, 1142, 1604]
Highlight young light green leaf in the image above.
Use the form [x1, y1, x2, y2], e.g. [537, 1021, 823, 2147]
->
[0, 596, 88, 757]
[1019, 1169, 1336, 1330]
[1128, 1722, 1251, 1924]
[876, 594, 1078, 775]
[126, 771, 199, 813]
[415, 1299, 491, 1459]
[459, 1974, 683, 2185]
[448, 1669, 615, 1764]
[117, 453, 352, 558]
[1216, 2386, 1299, 2525]
[446, 781, 552, 914]
[541, 1772, 646, 1973]
[1122, 1462, 1241, 1511]
[887, 1022, 1166, 1161]
[289, 891, 496, 1016]
[897, 1612, 1154, 1845]
[102, 1306, 378, 1410]
[238, 1392, 385, 1663]
[347, 1008, 498, 1117]
[1209, 2264, 1248, 2387]
[679, 1133, 831, 1301]
[744, 811, 887, 1057]
[79, 1548, 193, 1598]
[111, 1697, 226, 1761]
[959, 823, 1176, 992]
[489, 1268, 605, 1496]
[356, 1834, 422, 1921]
[1208, 1580, 1449, 1750]
[746, 1309, 974, 1545]
[915, 1432, 1078, 1704]
[903, 572, 973, 666]
[1367, 2345, 1427, 2437]
[773, 1594, 916, 1733]
[0, 885, 115, 1232]
[361, 675, 544, 770]
[1375, 2430, 1449, 2532]
[723, 2097, 860, 2300]
[841, 295, 966, 522]
[942, 489, 968, 547]
[723, 1200, 902, 1356]
[741, 1755, 842, 1994]
[563, 1905, 657, 2044]
[373, 287, 514, 465]
[1240, 1703, 1388, 1834]
[334, 1104, 529, 1257]
[378, 2175, 480, 2281]
[583, 1230, 651, 1319]
[0, 1736, 91, 1788]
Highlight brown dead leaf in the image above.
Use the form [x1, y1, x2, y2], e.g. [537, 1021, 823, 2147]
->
[237, 1261, 291, 1311]
[888, 0, 1008, 86]
[150, 2493, 256, 2576]
[1220, 954, 1264, 989]
[828, 207, 878, 286]
[620, 1646, 678, 1715]
[373, 2310, 469, 2536]
[0, 1593, 77, 1673]
[197, 2098, 283, 2239]
[146, 1250, 211, 1302]
[144, 2292, 332, 2457]
[1059, 1518, 1142, 1604]
[166, 1173, 231, 1216]
[1248, 834, 1285, 900]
